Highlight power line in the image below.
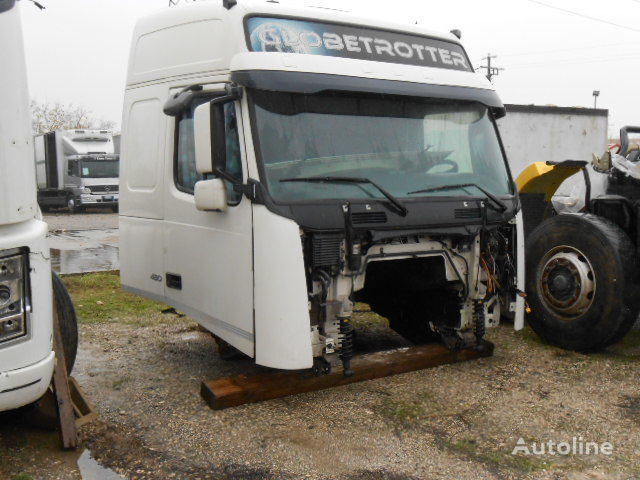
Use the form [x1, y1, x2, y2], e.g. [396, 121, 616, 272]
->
[526, 0, 640, 33]
[505, 52, 640, 69]
[498, 40, 640, 59]
[480, 54, 504, 81]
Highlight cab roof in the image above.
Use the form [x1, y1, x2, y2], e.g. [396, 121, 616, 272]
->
[125, 1, 489, 90]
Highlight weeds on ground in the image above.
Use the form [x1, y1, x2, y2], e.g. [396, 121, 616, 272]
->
[62, 271, 186, 327]
[449, 437, 548, 474]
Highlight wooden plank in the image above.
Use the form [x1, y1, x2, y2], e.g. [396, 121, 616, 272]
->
[201, 341, 494, 410]
[51, 299, 79, 450]
[69, 377, 98, 429]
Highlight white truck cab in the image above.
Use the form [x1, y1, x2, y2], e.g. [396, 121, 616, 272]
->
[121, 1, 525, 374]
[0, 0, 55, 411]
[35, 129, 120, 213]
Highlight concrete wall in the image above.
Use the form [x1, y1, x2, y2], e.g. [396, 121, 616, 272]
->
[497, 105, 609, 209]
[497, 104, 608, 177]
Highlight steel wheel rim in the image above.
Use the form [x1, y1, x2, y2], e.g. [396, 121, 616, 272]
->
[538, 245, 596, 318]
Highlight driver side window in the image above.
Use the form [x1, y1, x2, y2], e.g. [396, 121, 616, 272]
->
[67, 160, 77, 177]
[175, 99, 243, 204]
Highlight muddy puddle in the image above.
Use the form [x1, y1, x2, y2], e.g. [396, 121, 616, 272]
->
[48, 229, 119, 274]
[78, 450, 124, 479]
[0, 411, 122, 479]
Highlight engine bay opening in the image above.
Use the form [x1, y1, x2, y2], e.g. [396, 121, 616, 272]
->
[354, 256, 463, 344]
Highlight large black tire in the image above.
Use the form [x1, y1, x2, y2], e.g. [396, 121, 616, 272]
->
[526, 214, 640, 352]
[52, 272, 78, 373]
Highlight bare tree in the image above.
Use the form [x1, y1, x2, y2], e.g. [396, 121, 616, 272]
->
[31, 100, 117, 135]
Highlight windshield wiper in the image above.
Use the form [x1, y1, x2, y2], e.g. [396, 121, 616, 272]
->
[408, 183, 508, 212]
[280, 176, 408, 217]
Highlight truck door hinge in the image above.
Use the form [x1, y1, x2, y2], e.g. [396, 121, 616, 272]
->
[233, 178, 264, 204]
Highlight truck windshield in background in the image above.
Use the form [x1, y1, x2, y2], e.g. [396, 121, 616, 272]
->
[250, 90, 512, 203]
[79, 160, 119, 178]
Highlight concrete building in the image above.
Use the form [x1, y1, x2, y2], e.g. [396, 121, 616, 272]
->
[498, 104, 609, 210]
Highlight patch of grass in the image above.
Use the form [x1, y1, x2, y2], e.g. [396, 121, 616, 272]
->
[377, 392, 447, 425]
[449, 437, 548, 474]
[379, 398, 426, 423]
[62, 272, 179, 326]
[351, 303, 389, 329]
[11, 475, 34, 480]
[111, 375, 132, 391]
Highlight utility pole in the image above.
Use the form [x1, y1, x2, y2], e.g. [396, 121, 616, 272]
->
[481, 54, 504, 82]
[593, 90, 600, 109]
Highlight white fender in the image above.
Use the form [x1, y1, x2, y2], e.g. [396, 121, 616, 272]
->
[252, 205, 313, 369]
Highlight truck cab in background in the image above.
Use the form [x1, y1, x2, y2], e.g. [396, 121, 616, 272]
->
[35, 129, 120, 213]
[120, 1, 524, 374]
[0, 0, 77, 412]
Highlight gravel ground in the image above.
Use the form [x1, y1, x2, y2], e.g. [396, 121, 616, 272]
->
[4, 215, 640, 479]
[3, 307, 640, 480]
[44, 212, 118, 232]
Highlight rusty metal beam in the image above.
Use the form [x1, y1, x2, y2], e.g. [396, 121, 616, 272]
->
[201, 342, 494, 410]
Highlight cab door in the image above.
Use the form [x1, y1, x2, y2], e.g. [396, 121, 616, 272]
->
[162, 89, 254, 356]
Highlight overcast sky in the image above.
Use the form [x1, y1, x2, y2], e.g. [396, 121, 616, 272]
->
[20, 0, 640, 136]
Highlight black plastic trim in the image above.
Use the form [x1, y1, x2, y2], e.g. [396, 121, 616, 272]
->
[233, 70, 505, 117]
[0, 0, 15, 14]
[166, 273, 182, 291]
[0, 379, 40, 394]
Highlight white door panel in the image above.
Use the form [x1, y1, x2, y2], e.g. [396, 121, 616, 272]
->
[120, 215, 165, 299]
[163, 201, 254, 355]
[163, 98, 254, 356]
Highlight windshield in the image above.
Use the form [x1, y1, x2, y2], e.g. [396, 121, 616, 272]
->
[80, 160, 119, 178]
[251, 90, 512, 202]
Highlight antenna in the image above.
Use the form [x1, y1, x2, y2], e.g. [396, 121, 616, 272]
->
[169, 0, 236, 7]
[26, 0, 46, 9]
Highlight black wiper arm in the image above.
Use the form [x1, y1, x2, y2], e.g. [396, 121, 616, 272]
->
[408, 183, 508, 212]
[280, 176, 408, 217]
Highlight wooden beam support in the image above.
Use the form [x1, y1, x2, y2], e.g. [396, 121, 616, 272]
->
[201, 342, 494, 410]
[51, 299, 79, 450]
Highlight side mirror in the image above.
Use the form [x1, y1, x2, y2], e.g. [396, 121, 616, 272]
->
[194, 178, 227, 212]
[194, 101, 226, 175]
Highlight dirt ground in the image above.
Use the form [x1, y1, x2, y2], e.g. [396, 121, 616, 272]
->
[44, 211, 118, 233]
[2, 272, 640, 480]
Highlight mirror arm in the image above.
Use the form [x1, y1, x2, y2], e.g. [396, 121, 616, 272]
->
[209, 85, 243, 106]
[211, 167, 239, 184]
[210, 168, 263, 203]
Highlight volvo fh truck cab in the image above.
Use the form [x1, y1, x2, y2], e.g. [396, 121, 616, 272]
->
[0, 0, 78, 413]
[120, 1, 525, 374]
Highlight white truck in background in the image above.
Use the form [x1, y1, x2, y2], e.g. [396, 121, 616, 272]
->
[0, 0, 77, 413]
[34, 129, 120, 213]
[120, 1, 525, 375]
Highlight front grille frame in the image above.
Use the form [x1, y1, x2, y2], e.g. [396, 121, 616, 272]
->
[88, 185, 119, 194]
[351, 211, 388, 225]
